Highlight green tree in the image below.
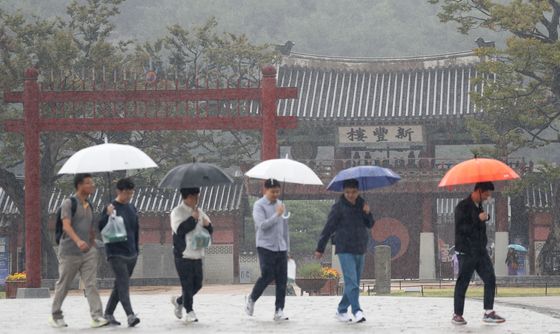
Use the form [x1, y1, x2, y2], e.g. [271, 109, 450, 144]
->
[429, 0, 560, 274]
[0, 0, 277, 277]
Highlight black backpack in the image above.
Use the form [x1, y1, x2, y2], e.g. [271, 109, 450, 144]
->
[55, 197, 92, 245]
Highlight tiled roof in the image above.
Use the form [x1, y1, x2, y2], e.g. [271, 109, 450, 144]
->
[276, 52, 483, 122]
[0, 180, 245, 218]
[525, 185, 553, 210]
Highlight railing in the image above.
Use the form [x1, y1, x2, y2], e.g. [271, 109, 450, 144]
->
[359, 278, 560, 297]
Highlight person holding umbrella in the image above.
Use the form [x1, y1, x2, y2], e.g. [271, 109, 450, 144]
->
[452, 182, 505, 325]
[244, 178, 290, 321]
[315, 178, 374, 323]
[506, 248, 519, 276]
[170, 187, 213, 323]
[98, 178, 140, 327]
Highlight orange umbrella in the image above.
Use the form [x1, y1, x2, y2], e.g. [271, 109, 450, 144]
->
[438, 158, 520, 188]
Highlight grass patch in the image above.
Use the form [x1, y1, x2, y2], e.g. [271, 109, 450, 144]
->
[366, 287, 560, 298]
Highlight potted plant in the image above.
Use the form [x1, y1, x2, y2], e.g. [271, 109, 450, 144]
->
[5, 271, 26, 299]
[295, 263, 327, 296]
[320, 267, 341, 295]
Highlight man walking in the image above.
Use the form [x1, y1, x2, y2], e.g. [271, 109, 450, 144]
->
[315, 179, 374, 323]
[245, 179, 289, 321]
[98, 178, 140, 327]
[50, 173, 108, 328]
[452, 182, 505, 325]
[170, 187, 213, 323]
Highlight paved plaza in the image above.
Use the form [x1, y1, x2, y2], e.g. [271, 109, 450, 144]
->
[1, 285, 560, 333]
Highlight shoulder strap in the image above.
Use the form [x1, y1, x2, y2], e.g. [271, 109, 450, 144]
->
[70, 196, 78, 217]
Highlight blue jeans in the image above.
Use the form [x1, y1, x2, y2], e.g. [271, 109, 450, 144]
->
[337, 253, 365, 315]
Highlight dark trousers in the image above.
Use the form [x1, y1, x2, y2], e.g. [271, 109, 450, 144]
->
[174, 258, 203, 313]
[105, 256, 137, 316]
[250, 247, 287, 311]
[454, 252, 496, 315]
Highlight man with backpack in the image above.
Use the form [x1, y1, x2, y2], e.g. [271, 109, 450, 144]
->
[50, 173, 108, 328]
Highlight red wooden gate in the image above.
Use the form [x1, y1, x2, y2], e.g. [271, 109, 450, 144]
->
[3, 65, 298, 287]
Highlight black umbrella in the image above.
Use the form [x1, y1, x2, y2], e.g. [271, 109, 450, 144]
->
[158, 162, 233, 188]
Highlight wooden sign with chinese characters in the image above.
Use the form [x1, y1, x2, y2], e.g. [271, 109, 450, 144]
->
[338, 125, 424, 147]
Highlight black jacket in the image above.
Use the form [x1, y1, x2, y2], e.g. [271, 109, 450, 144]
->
[454, 196, 489, 256]
[316, 195, 375, 255]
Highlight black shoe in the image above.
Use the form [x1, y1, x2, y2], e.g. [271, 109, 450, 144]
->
[104, 314, 121, 326]
[483, 311, 505, 323]
[452, 314, 467, 325]
[127, 314, 140, 327]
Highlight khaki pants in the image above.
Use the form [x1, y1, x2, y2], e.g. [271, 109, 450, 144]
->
[51, 247, 103, 320]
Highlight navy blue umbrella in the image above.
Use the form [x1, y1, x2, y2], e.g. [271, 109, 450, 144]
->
[326, 166, 401, 191]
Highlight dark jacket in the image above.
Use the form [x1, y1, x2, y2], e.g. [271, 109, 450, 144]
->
[454, 196, 489, 256]
[98, 201, 140, 259]
[316, 195, 375, 255]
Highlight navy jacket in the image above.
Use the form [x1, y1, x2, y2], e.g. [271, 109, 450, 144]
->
[316, 195, 375, 255]
[98, 201, 140, 259]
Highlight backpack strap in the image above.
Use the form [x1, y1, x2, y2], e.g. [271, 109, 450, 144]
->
[70, 196, 78, 217]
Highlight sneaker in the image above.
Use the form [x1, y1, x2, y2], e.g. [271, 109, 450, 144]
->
[171, 296, 183, 319]
[273, 309, 289, 321]
[354, 310, 366, 323]
[245, 296, 255, 316]
[104, 314, 121, 326]
[483, 311, 505, 323]
[185, 311, 198, 323]
[90, 317, 109, 328]
[127, 314, 140, 327]
[335, 311, 352, 322]
[452, 314, 467, 325]
[48, 316, 68, 328]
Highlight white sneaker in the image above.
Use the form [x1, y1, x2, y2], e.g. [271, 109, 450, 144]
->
[49, 316, 68, 328]
[185, 311, 198, 323]
[273, 309, 289, 321]
[171, 296, 183, 319]
[354, 310, 366, 323]
[90, 317, 109, 328]
[245, 296, 255, 316]
[335, 311, 352, 322]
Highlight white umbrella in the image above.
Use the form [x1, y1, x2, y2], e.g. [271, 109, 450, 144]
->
[58, 141, 157, 174]
[245, 157, 323, 218]
[58, 139, 158, 201]
[244, 158, 323, 185]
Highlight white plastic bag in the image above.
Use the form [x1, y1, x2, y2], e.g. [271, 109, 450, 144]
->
[101, 211, 128, 243]
[189, 227, 211, 250]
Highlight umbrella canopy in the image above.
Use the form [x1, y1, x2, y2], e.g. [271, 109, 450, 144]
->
[159, 162, 233, 188]
[58, 142, 157, 174]
[244, 158, 323, 185]
[438, 158, 520, 188]
[508, 244, 528, 252]
[326, 166, 401, 191]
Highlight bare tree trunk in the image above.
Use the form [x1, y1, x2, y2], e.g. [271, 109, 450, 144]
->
[539, 180, 560, 274]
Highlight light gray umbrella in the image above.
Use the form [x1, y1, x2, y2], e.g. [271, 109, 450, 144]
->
[158, 162, 233, 188]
